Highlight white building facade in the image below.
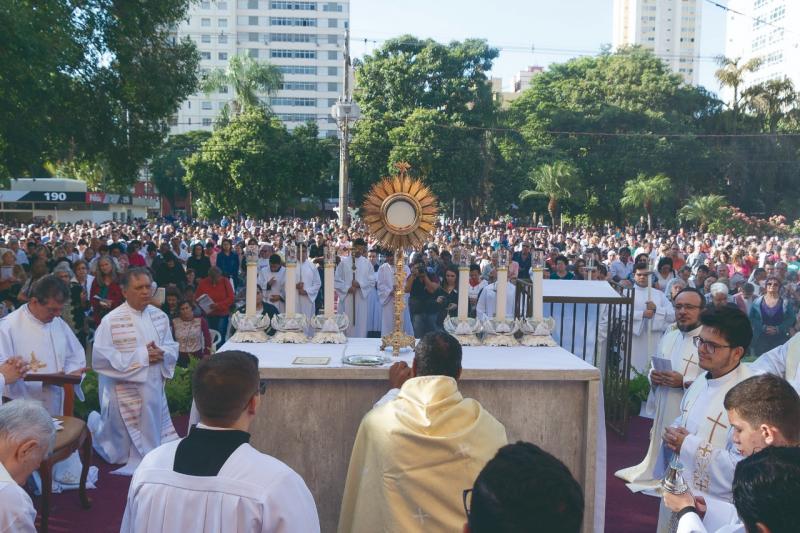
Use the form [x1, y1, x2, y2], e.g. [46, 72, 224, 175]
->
[723, 0, 799, 100]
[612, 0, 702, 84]
[170, 0, 350, 137]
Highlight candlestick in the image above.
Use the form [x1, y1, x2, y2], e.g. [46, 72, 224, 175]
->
[495, 249, 509, 321]
[324, 242, 336, 318]
[285, 243, 298, 316]
[244, 244, 258, 317]
[458, 264, 469, 321]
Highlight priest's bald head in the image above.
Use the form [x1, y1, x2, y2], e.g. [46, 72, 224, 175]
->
[192, 351, 265, 429]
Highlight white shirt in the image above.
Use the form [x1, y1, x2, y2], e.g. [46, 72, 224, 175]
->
[0, 461, 36, 533]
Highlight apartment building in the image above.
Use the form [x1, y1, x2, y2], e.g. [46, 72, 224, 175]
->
[170, 0, 350, 137]
[612, 0, 702, 84]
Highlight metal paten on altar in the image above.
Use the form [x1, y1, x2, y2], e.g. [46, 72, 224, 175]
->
[229, 244, 270, 343]
[363, 162, 437, 354]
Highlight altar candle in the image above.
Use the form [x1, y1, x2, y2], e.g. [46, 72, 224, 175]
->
[457, 265, 469, 320]
[533, 268, 544, 321]
[285, 263, 297, 316]
[246, 260, 257, 317]
[495, 267, 508, 321]
[324, 263, 335, 318]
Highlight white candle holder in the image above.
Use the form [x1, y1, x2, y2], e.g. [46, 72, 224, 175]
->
[229, 312, 272, 343]
[481, 317, 520, 347]
[443, 316, 483, 346]
[310, 313, 349, 344]
[270, 312, 310, 344]
[518, 316, 557, 347]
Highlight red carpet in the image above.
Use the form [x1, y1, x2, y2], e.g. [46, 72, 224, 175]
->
[41, 415, 660, 532]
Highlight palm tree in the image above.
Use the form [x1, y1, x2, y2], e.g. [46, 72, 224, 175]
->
[715, 56, 763, 132]
[519, 161, 581, 229]
[201, 55, 283, 122]
[677, 194, 727, 230]
[619, 173, 672, 231]
[744, 78, 798, 133]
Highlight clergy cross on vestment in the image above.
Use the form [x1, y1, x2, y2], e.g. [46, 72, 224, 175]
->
[28, 351, 47, 373]
[682, 354, 698, 375]
[412, 508, 429, 525]
[706, 412, 728, 443]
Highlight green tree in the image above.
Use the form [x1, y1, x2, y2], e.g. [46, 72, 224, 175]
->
[201, 55, 282, 123]
[715, 56, 763, 132]
[744, 78, 798, 133]
[149, 131, 212, 207]
[677, 194, 727, 229]
[0, 1, 199, 187]
[519, 161, 581, 228]
[619, 173, 672, 230]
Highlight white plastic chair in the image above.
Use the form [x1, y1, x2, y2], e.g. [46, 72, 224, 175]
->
[209, 329, 222, 353]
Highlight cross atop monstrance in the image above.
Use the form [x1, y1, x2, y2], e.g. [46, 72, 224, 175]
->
[363, 162, 438, 353]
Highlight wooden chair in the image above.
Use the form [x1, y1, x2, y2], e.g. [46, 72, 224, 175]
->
[23, 373, 93, 533]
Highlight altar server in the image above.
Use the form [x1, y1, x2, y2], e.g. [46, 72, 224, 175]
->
[616, 288, 704, 492]
[0, 401, 55, 533]
[376, 249, 413, 338]
[338, 332, 507, 533]
[334, 238, 376, 338]
[258, 254, 285, 314]
[296, 245, 321, 332]
[88, 267, 179, 476]
[475, 268, 518, 321]
[0, 275, 86, 414]
[751, 331, 800, 393]
[656, 307, 753, 532]
[121, 351, 320, 533]
[663, 374, 800, 533]
[631, 262, 675, 375]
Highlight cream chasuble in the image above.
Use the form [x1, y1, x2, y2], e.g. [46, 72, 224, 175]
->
[338, 376, 507, 533]
[752, 332, 800, 393]
[376, 262, 413, 338]
[334, 255, 376, 338]
[616, 325, 702, 492]
[631, 284, 675, 374]
[0, 305, 85, 414]
[89, 303, 179, 476]
[656, 363, 752, 532]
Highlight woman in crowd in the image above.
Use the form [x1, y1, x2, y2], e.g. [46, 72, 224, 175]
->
[17, 257, 48, 303]
[216, 238, 240, 289]
[52, 262, 79, 333]
[154, 252, 187, 290]
[750, 276, 796, 356]
[172, 300, 212, 367]
[161, 288, 182, 319]
[654, 257, 675, 291]
[127, 241, 147, 268]
[187, 243, 211, 279]
[195, 266, 235, 343]
[90, 255, 124, 327]
[185, 268, 198, 293]
[69, 260, 93, 346]
[434, 265, 459, 327]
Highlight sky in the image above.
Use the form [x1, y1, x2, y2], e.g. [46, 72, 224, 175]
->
[350, 0, 728, 96]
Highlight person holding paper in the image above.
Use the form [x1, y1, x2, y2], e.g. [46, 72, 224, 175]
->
[89, 267, 180, 476]
[616, 287, 704, 492]
[631, 262, 675, 375]
[195, 266, 235, 343]
[258, 254, 285, 315]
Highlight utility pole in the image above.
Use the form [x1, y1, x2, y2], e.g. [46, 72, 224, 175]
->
[330, 27, 360, 228]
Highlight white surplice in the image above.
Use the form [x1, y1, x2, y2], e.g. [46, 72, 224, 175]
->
[631, 284, 675, 375]
[475, 281, 516, 321]
[297, 259, 321, 334]
[616, 325, 703, 492]
[376, 262, 413, 337]
[656, 363, 753, 532]
[120, 438, 320, 533]
[258, 266, 285, 313]
[334, 255, 376, 338]
[89, 303, 179, 476]
[0, 461, 36, 533]
[751, 332, 800, 393]
[0, 305, 85, 414]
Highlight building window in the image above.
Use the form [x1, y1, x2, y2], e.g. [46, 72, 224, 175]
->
[271, 97, 317, 107]
[327, 50, 338, 60]
[218, 52, 228, 60]
[201, 1, 211, 8]
[270, 49, 317, 59]
[271, 1, 317, 10]
[218, 18, 227, 27]
[270, 17, 317, 26]
[248, 48, 259, 58]
[219, 33, 228, 44]
[249, 16, 259, 25]
[219, 86, 229, 93]
[270, 32, 316, 43]
[249, 32, 260, 42]
[280, 81, 318, 91]
[218, 1, 228, 8]
[201, 18, 211, 26]
[327, 82, 339, 92]
[202, 101, 213, 110]
[276, 113, 318, 122]
[327, 34, 338, 44]
[201, 34, 211, 43]
[202, 118, 213, 126]
[328, 18, 337, 28]
[328, 66, 337, 76]
[248, 0, 259, 8]
[277, 65, 318, 75]
[200, 51, 211, 60]
[323, 3, 342, 12]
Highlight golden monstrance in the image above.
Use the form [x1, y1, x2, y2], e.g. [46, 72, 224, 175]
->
[363, 162, 438, 353]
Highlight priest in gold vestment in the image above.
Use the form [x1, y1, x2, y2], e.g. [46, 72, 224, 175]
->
[338, 332, 508, 533]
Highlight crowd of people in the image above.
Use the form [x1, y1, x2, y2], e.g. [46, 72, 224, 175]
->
[0, 214, 800, 532]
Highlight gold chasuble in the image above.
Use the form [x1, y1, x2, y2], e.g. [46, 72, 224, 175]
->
[338, 376, 507, 533]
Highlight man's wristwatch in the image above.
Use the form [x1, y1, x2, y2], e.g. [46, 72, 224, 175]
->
[675, 505, 697, 522]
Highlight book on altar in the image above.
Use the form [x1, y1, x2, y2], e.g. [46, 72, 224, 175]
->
[196, 294, 214, 314]
[651, 357, 672, 372]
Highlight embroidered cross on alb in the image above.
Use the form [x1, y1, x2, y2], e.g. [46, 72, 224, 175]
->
[682, 353, 698, 375]
[706, 412, 728, 443]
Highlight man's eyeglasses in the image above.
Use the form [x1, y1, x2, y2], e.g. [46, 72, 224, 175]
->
[693, 336, 732, 354]
[462, 488, 472, 518]
[674, 304, 701, 311]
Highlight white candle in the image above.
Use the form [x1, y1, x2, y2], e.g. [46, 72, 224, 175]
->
[285, 263, 297, 316]
[245, 260, 257, 317]
[324, 263, 335, 318]
[457, 265, 469, 320]
[533, 268, 544, 321]
[495, 268, 508, 321]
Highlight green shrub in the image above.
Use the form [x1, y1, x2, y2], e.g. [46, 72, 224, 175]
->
[628, 373, 651, 414]
[72, 357, 199, 420]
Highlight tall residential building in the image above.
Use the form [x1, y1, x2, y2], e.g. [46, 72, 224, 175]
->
[612, 0, 702, 84]
[170, 0, 350, 138]
[723, 0, 799, 101]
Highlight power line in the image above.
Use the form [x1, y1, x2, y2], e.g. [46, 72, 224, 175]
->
[702, 0, 798, 37]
